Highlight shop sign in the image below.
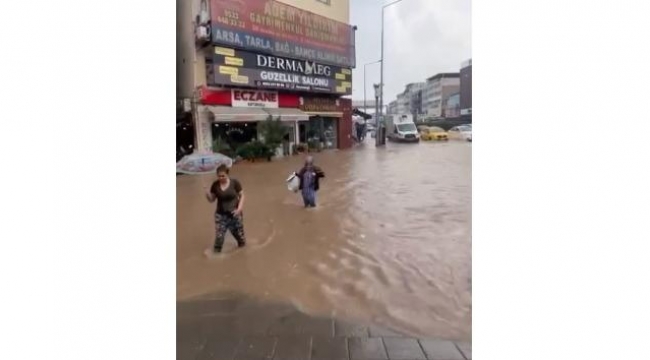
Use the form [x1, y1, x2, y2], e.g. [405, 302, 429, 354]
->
[210, 47, 352, 95]
[300, 97, 339, 112]
[213, 47, 349, 81]
[210, 0, 355, 67]
[231, 89, 279, 108]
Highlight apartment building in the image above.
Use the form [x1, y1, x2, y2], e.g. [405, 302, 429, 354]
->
[394, 82, 425, 117]
[460, 59, 472, 116]
[444, 93, 461, 118]
[422, 73, 460, 118]
[387, 100, 398, 115]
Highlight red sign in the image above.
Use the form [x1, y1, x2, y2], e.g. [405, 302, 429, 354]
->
[210, 0, 354, 55]
[198, 86, 301, 108]
[231, 89, 278, 108]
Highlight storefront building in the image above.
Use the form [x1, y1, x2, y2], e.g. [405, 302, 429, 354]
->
[189, 0, 356, 155]
[195, 86, 353, 154]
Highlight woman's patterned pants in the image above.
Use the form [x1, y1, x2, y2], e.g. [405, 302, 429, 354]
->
[214, 212, 246, 252]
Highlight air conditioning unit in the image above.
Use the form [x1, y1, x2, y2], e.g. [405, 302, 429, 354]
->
[195, 25, 210, 41]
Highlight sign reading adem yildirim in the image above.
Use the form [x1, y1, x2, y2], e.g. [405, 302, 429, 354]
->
[209, 0, 356, 68]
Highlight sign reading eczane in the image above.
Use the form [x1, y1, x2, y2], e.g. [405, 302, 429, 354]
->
[231, 89, 279, 108]
[210, 47, 352, 95]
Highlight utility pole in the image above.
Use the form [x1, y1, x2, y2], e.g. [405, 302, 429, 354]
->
[379, 0, 406, 146]
[364, 60, 381, 118]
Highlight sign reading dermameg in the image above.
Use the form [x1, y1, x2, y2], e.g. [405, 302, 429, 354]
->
[210, 0, 356, 68]
[231, 89, 279, 108]
[210, 47, 352, 95]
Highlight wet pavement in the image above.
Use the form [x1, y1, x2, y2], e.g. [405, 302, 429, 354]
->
[177, 139, 472, 341]
[177, 292, 471, 360]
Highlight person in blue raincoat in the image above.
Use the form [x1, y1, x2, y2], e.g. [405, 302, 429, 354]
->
[296, 156, 325, 208]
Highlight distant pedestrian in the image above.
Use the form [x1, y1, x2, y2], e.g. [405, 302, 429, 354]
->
[282, 133, 290, 156]
[296, 156, 325, 208]
[204, 164, 246, 253]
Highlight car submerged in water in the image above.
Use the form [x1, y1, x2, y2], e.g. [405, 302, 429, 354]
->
[448, 125, 472, 141]
[418, 126, 449, 141]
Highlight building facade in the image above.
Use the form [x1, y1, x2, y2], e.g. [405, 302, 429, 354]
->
[443, 93, 461, 118]
[276, 0, 350, 23]
[460, 59, 472, 117]
[422, 73, 460, 118]
[396, 92, 408, 115]
[387, 101, 395, 114]
[394, 82, 425, 117]
[177, 0, 356, 155]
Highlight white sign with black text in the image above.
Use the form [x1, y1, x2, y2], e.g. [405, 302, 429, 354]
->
[231, 89, 279, 108]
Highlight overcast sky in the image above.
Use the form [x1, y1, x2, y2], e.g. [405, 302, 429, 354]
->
[350, 0, 471, 104]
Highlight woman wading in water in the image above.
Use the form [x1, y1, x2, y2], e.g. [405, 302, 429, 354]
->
[204, 164, 246, 253]
[296, 156, 325, 208]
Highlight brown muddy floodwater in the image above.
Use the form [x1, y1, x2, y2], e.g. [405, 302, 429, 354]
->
[177, 140, 471, 340]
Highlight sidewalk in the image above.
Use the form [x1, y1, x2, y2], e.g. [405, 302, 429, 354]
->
[177, 293, 471, 360]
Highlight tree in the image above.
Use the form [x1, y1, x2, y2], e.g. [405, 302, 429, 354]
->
[257, 115, 288, 150]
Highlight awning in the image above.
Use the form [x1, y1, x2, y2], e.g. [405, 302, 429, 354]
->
[263, 108, 309, 122]
[304, 111, 344, 118]
[204, 106, 269, 122]
[352, 108, 372, 120]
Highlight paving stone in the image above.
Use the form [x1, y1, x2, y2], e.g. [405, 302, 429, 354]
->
[311, 336, 349, 360]
[178, 317, 219, 343]
[267, 312, 310, 335]
[177, 338, 206, 360]
[300, 317, 334, 336]
[418, 339, 465, 360]
[197, 336, 240, 360]
[382, 338, 426, 360]
[335, 320, 369, 337]
[233, 315, 275, 336]
[369, 326, 405, 338]
[349, 337, 388, 360]
[454, 342, 471, 360]
[272, 335, 312, 360]
[177, 299, 241, 318]
[234, 336, 277, 360]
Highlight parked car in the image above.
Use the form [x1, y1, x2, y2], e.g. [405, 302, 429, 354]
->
[448, 125, 472, 141]
[418, 126, 448, 141]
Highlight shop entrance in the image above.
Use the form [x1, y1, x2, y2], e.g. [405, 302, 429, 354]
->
[211, 122, 258, 156]
[304, 116, 339, 150]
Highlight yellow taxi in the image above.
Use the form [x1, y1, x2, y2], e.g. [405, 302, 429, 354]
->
[418, 126, 449, 141]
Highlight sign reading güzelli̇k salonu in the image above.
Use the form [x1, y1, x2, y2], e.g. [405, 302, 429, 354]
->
[210, 0, 356, 68]
[210, 47, 352, 95]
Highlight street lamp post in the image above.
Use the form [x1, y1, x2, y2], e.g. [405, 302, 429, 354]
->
[373, 83, 381, 146]
[364, 60, 381, 117]
[379, 0, 406, 146]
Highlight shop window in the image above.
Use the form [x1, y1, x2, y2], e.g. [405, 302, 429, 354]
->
[306, 116, 338, 150]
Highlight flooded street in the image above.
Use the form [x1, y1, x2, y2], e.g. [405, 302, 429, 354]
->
[177, 140, 471, 341]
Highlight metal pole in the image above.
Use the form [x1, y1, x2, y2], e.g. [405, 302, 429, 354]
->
[379, 6, 385, 146]
[363, 61, 381, 120]
[364, 64, 367, 115]
[379, 0, 406, 146]
[375, 95, 379, 139]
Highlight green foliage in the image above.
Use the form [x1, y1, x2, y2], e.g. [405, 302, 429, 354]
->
[212, 136, 230, 153]
[236, 141, 274, 161]
[307, 139, 321, 152]
[258, 115, 288, 150]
